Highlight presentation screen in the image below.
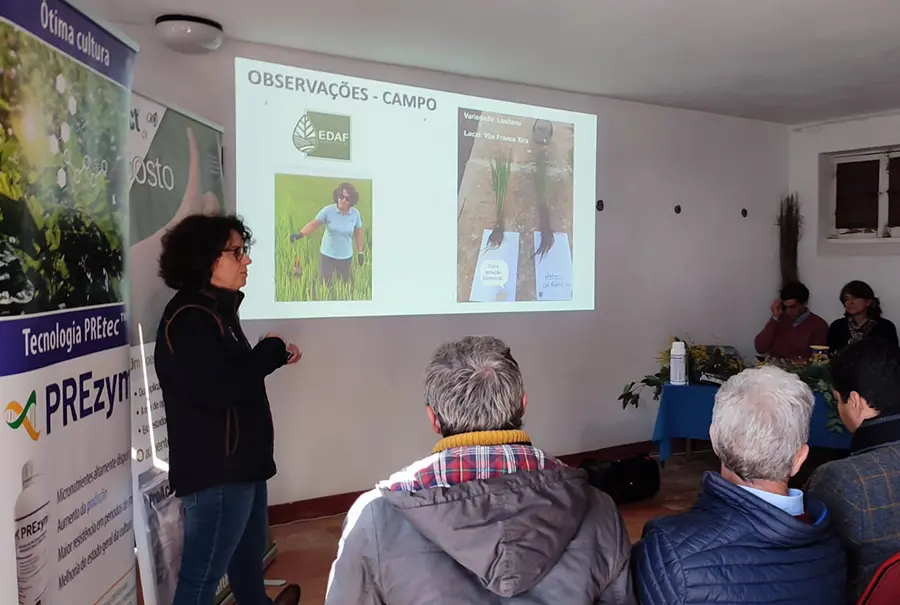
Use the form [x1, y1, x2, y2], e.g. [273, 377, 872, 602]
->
[234, 57, 597, 319]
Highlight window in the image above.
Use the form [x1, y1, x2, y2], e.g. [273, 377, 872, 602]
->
[830, 150, 900, 240]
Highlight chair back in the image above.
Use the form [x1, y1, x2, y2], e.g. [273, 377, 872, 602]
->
[857, 552, 900, 605]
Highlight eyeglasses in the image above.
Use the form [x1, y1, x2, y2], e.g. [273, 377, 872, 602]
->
[223, 245, 250, 261]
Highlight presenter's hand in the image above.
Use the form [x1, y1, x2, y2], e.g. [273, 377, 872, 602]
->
[290, 232, 304, 243]
[286, 344, 302, 364]
[357, 252, 364, 266]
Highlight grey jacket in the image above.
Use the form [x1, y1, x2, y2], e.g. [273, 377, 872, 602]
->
[806, 414, 900, 603]
[324, 466, 636, 605]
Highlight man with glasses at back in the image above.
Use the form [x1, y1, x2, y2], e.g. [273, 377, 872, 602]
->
[755, 281, 828, 360]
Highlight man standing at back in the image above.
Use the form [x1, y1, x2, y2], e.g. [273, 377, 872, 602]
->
[632, 366, 846, 604]
[324, 335, 635, 605]
[807, 338, 900, 603]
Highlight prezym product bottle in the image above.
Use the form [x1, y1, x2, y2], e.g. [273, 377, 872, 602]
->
[15, 460, 50, 605]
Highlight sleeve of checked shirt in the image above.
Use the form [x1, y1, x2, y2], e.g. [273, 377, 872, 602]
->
[324, 489, 385, 605]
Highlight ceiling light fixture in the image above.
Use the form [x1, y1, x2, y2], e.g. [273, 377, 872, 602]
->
[154, 14, 224, 54]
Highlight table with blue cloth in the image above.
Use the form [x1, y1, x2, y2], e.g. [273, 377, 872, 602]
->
[652, 384, 852, 463]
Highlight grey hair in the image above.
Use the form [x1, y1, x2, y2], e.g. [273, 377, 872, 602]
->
[709, 366, 814, 482]
[424, 336, 525, 436]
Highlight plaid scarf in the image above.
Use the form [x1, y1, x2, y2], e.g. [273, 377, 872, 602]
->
[384, 431, 564, 493]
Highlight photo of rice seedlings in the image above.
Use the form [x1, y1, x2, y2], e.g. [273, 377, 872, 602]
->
[456, 108, 574, 302]
[533, 146, 554, 260]
[487, 149, 512, 249]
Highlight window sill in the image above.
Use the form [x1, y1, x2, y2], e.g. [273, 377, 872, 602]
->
[819, 236, 900, 256]
[827, 236, 892, 243]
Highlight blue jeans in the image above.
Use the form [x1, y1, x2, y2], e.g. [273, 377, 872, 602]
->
[172, 482, 273, 605]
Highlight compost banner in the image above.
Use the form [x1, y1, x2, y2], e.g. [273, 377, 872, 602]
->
[0, 1, 137, 605]
[127, 92, 226, 346]
[127, 95, 277, 605]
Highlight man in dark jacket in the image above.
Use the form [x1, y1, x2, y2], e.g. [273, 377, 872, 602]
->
[807, 338, 900, 603]
[632, 366, 846, 605]
[324, 336, 636, 605]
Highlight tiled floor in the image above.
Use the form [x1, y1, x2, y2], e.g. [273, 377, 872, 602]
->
[260, 452, 719, 604]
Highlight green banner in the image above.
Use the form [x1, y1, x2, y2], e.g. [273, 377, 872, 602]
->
[127, 92, 226, 345]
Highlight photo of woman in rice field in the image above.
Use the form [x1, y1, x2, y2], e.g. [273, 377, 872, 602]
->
[274, 174, 372, 302]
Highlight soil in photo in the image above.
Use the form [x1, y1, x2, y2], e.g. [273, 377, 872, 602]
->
[456, 111, 574, 302]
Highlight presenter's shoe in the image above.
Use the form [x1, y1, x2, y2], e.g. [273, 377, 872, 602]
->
[274, 583, 301, 605]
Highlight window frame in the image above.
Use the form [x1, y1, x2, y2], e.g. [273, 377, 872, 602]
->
[828, 150, 900, 242]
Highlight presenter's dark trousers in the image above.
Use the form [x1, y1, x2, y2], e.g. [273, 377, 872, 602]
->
[172, 481, 273, 605]
[320, 253, 351, 285]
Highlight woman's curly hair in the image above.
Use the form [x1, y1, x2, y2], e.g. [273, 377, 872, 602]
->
[158, 214, 253, 290]
[332, 182, 360, 207]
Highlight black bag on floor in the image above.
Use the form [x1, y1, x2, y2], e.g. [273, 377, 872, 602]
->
[580, 454, 660, 505]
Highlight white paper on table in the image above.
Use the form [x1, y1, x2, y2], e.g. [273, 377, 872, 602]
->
[534, 232, 573, 301]
[469, 229, 520, 302]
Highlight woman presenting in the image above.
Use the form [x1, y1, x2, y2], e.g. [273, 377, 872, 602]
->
[290, 181, 364, 284]
[154, 214, 302, 605]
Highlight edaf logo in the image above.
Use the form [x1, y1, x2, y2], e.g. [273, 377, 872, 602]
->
[292, 111, 351, 161]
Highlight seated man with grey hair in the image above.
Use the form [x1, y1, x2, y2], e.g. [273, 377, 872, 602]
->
[632, 366, 846, 605]
[324, 335, 635, 605]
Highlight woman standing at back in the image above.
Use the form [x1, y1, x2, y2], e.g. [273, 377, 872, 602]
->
[154, 214, 302, 605]
[827, 280, 898, 354]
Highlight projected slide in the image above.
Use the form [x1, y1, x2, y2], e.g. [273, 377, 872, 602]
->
[234, 57, 596, 319]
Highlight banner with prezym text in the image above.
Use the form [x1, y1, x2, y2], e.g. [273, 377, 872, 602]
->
[0, 1, 137, 604]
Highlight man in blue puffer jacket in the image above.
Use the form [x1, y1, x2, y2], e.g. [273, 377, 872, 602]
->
[632, 366, 846, 604]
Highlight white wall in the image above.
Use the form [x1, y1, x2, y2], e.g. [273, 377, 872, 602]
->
[121, 25, 788, 505]
[791, 113, 900, 322]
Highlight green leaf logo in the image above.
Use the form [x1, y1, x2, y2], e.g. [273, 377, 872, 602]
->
[292, 115, 317, 153]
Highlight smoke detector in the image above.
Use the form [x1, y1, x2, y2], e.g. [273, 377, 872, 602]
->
[155, 14, 224, 54]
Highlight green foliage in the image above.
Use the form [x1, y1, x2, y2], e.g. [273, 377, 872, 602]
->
[791, 362, 845, 434]
[490, 149, 512, 218]
[619, 366, 670, 410]
[273, 174, 372, 302]
[486, 148, 512, 249]
[620, 352, 846, 433]
[0, 22, 128, 316]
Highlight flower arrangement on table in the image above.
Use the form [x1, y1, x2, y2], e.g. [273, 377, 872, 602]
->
[619, 337, 745, 409]
[758, 357, 845, 434]
[620, 337, 846, 434]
